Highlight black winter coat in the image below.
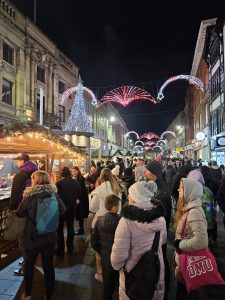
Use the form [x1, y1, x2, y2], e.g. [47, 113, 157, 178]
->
[16, 184, 66, 249]
[91, 212, 120, 270]
[155, 178, 172, 231]
[10, 161, 38, 210]
[216, 179, 225, 213]
[165, 166, 176, 190]
[122, 175, 135, 191]
[56, 176, 81, 216]
[76, 176, 89, 219]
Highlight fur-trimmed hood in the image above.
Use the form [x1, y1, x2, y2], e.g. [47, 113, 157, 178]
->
[121, 199, 165, 223]
[23, 184, 57, 199]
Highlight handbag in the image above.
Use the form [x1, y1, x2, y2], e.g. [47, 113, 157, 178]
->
[124, 231, 160, 300]
[178, 210, 225, 294]
[4, 210, 26, 240]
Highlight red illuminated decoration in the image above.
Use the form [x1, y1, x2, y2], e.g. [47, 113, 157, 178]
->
[97, 86, 157, 108]
[140, 132, 160, 141]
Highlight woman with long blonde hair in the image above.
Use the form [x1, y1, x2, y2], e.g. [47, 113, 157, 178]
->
[89, 168, 123, 283]
[174, 178, 208, 299]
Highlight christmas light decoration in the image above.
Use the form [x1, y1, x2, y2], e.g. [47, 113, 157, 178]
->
[144, 141, 156, 147]
[152, 145, 162, 151]
[157, 140, 166, 146]
[62, 81, 97, 106]
[97, 86, 157, 108]
[140, 132, 160, 141]
[135, 140, 144, 146]
[144, 146, 153, 151]
[160, 131, 176, 139]
[157, 75, 204, 101]
[126, 131, 140, 140]
[133, 145, 144, 153]
[63, 82, 93, 132]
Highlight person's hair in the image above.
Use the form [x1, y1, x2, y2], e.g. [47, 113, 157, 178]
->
[99, 168, 122, 196]
[105, 194, 120, 211]
[31, 170, 50, 186]
[211, 160, 217, 166]
[174, 182, 186, 228]
[71, 166, 82, 180]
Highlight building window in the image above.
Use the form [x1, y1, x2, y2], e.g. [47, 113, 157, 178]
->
[59, 105, 65, 124]
[209, 38, 220, 68]
[37, 66, 45, 83]
[3, 42, 14, 65]
[58, 81, 65, 94]
[210, 67, 221, 101]
[36, 93, 45, 115]
[211, 110, 218, 136]
[2, 78, 13, 105]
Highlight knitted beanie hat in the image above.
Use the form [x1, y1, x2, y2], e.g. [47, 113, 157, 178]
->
[145, 161, 163, 178]
[128, 181, 157, 203]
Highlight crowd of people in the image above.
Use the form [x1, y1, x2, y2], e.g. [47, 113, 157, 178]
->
[6, 153, 225, 299]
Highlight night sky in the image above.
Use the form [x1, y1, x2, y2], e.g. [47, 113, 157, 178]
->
[10, 0, 223, 135]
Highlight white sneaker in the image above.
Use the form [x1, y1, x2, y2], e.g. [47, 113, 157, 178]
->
[94, 273, 103, 283]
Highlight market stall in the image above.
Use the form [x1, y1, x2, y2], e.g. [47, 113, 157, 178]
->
[0, 122, 87, 267]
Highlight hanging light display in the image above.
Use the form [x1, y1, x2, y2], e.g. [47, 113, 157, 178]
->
[160, 131, 176, 139]
[133, 145, 144, 153]
[152, 145, 162, 152]
[157, 75, 204, 102]
[97, 86, 157, 108]
[157, 140, 167, 146]
[135, 140, 144, 146]
[144, 141, 156, 147]
[140, 132, 160, 141]
[126, 131, 140, 140]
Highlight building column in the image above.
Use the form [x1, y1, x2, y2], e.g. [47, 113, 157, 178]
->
[15, 48, 25, 119]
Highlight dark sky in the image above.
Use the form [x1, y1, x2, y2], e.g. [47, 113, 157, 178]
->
[10, 0, 223, 135]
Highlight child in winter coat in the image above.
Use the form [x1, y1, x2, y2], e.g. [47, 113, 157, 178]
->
[91, 194, 120, 300]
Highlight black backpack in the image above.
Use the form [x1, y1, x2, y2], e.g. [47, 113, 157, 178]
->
[124, 231, 160, 300]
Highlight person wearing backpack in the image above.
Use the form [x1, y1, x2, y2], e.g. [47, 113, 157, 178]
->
[111, 181, 167, 300]
[16, 170, 65, 300]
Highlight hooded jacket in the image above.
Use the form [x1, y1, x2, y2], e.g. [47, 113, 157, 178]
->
[10, 160, 38, 210]
[16, 184, 66, 249]
[175, 178, 208, 258]
[111, 202, 167, 300]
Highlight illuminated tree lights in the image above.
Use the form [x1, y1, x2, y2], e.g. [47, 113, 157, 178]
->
[63, 82, 93, 133]
[97, 86, 157, 108]
[135, 140, 144, 146]
[62, 82, 97, 106]
[157, 75, 204, 101]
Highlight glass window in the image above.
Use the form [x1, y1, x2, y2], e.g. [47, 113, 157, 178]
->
[37, 66, 45, 83]
[3, 42, 14, 65]
[59, 105, 65, 124]
[2, 78, 13, 105]
[36, 93, 45, 115]
[210, 68, 221, 101]
[58, 81, 65, 94]
[211, 110, 218, 136]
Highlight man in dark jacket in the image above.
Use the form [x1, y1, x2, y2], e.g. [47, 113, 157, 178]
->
[56, 167, 81, 256]
[10, 153, 38, 276]
[91, 194, 120, 300]
[144, 160, 171, 300]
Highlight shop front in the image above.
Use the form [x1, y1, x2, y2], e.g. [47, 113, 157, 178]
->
[211, 134, 225, 165]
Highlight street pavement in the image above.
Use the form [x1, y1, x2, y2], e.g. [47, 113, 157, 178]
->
[0, 217, 225, 300]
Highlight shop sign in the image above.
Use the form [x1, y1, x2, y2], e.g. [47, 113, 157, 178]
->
[216, 136, 225, 147]
[0, 137, 28, 145]
[196, 132, 205, 141]
[90, 137, 101, 149]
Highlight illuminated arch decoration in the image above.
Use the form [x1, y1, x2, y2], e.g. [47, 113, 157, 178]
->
[135, 140, 144, 146]
[157, 140, 167, 146]
[160, 131, 176, 140]
[152, 145, 162, 152]
[62, 81, 98, 106]
[144, 146, 153, 151]
[140, 132, 160, 141]
[144, 142, 156, 147]
[157, 75, 204, 102]
[133, 145, 144, 153]
[126, 131, 140, 140]
[97, 86, 157, 108]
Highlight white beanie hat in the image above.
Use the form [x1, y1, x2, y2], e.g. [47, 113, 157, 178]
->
[112, 165, 120, 176]
[128, 181, 157, 204]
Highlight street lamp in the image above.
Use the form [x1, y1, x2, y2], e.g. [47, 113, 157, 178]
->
[110, 116, 116, 122]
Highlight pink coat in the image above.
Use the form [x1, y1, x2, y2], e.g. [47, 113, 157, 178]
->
[111, 202, 167, 300]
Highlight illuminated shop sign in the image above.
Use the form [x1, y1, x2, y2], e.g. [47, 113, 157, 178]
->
[216, 136, 225, 147]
